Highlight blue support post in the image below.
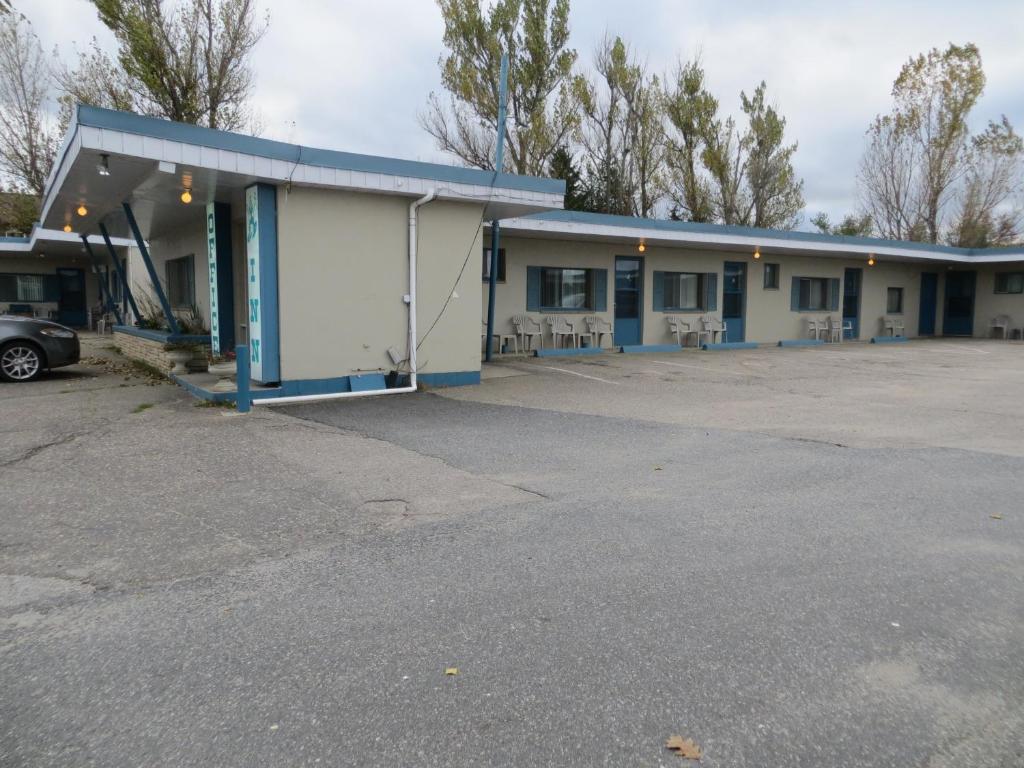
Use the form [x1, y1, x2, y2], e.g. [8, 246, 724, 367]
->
[235, 344, 251, 413]
[99, 222, 141, 325]
[484, 52, 509, 363]
[80, 236, 123, 325]
[122, 201, 180, 334]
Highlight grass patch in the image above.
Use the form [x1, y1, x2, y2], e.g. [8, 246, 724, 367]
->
[132, 403, 154, 414]
[128, 359, 166, 379]
[194, 399, 235, 409]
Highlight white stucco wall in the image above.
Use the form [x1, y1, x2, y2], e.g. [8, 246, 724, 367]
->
[489, 235, 941, 345]
[275, 186, 484, 381]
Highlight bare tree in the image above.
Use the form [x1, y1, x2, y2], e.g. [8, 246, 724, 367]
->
[55, 0, 266, 132]
[576, 34, 664, 217]
[946, 117, 1023, 247]
[0, 12, 58, 196]
[421, 0, 580, 176]
[859, 44, 991, 243]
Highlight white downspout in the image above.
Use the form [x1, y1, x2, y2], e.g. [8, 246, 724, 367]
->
[257, 188, 437, 406]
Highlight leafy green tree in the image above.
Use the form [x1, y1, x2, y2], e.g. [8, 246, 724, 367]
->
[421, 0, 580, 175]
[663, 58, 715, 222]
[547, 144, 589, 210]
[0, 188, 38, 234]
[665, 65, 803, 229]
[56, 0, 267, 131]
[859, 43, 1021, 245]
[810, 212, 874, 237]
[741, 82, 804, 229]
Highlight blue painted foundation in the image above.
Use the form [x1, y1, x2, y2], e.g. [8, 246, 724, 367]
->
[534, 346, 606, 358]
[619, 344, 682, 354]
[778, 339, 825, 347]
[702, 341, 760, 351]
[870, 336, 909, 344]
[171, 369, 481, 404]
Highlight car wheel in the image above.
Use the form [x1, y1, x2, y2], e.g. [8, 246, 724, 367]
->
[0, 341, 45, 382]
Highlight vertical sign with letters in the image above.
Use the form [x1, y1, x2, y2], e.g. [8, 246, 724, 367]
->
[206, 202, 221, 356]
[244, 184, 279, 383]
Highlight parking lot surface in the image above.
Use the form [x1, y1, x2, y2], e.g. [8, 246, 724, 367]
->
[1, 338, 1022, 767]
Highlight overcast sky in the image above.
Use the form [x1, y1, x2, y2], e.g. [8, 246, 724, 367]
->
[20, 0, 1024, 228]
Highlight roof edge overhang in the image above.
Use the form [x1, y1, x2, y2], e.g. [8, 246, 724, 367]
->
[0, 226, 135, 255]
[40, 105, 565, 231]
[495, 213, 1024, 265]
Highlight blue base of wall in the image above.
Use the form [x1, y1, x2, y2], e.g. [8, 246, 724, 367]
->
[416, 371, 481, 388]
[778, 339, 825, 347]
[171, 369, 481, 403]
[533, 347, 606, 357]
[870, 336, 908, 344]
[619, 344, 682, 354]
[702, 341, 760, 351]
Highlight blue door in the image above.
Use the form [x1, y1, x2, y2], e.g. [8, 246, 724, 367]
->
[723, 261, 745, 342]
[919, 272, 938, 336]
[614, 256, 643, 346]
[57, 268, 87, 327]
[843, 268, 861, 339]
[943, 271, 976, 336]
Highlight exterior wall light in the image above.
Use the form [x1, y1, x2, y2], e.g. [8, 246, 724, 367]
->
[753, 247, 761, 260]
[76, 204, 88, 216]
[63, 224, 72, 233]
[181, 188, 193, 204]
[868, 255, 876, 266]
[638, 242, 646, 253]
[97, 154, 110, 176]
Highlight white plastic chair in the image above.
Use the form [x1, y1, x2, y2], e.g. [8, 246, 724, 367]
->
[585, 316, 613, 348]
[827, 315, 849, 343]
[807, 317, 827, 341]
[701, 314, 727, 345]
[513, 314, 543, 351]
[546, 316, 577, 349]
[990, 315, 1011, 339]
[666, 316, 695, 348]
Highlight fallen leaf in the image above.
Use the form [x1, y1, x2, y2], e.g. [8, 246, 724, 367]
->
[445, 667, 458, 676]
[665, 735, 702, 760]
[654, 466, 663, 471]
[990, 514, 1003, 520]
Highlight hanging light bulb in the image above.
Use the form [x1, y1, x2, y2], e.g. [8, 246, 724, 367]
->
[753, 247, 761, 260]
[868, 255, 876, 266]
[181, 188, 193, 204]
[97, 154, 111, 176]
[638, 241, 646, 253]
[76, 204, 88, 217]
[63, 223, 72, 233]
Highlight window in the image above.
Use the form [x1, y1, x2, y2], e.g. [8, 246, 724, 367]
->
[763, 263, 780, 290]
[166, 255, 195, 308]
[887, 287, 904, 314]
[540, 267, 594, 310]
[482, 248, 506, 283]
[662, 272, 704, 310]
[995, 272, 1024, 294]
[798, 277, 829, 311]
[0, 273, 53, 302]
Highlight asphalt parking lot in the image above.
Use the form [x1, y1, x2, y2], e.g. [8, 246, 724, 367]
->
[1, 338, 1022, 767]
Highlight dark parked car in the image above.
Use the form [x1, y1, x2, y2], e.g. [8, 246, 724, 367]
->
[0, 315, 80, 382]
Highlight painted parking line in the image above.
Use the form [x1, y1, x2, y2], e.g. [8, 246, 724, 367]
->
[533, 365, 621, 385]
[652, 360, 766, 378]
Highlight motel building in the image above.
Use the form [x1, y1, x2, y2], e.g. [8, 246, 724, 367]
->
[5, 104, 1024, 406]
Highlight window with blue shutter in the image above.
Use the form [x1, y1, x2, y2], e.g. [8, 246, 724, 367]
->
[527, 266, 604, 311]
[704, 272, 718, 312]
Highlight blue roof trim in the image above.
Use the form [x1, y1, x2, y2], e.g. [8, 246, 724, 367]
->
[524, 209, 1024, 258]
[0, 235, 30, 243]
[77, 105, 564, 196]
